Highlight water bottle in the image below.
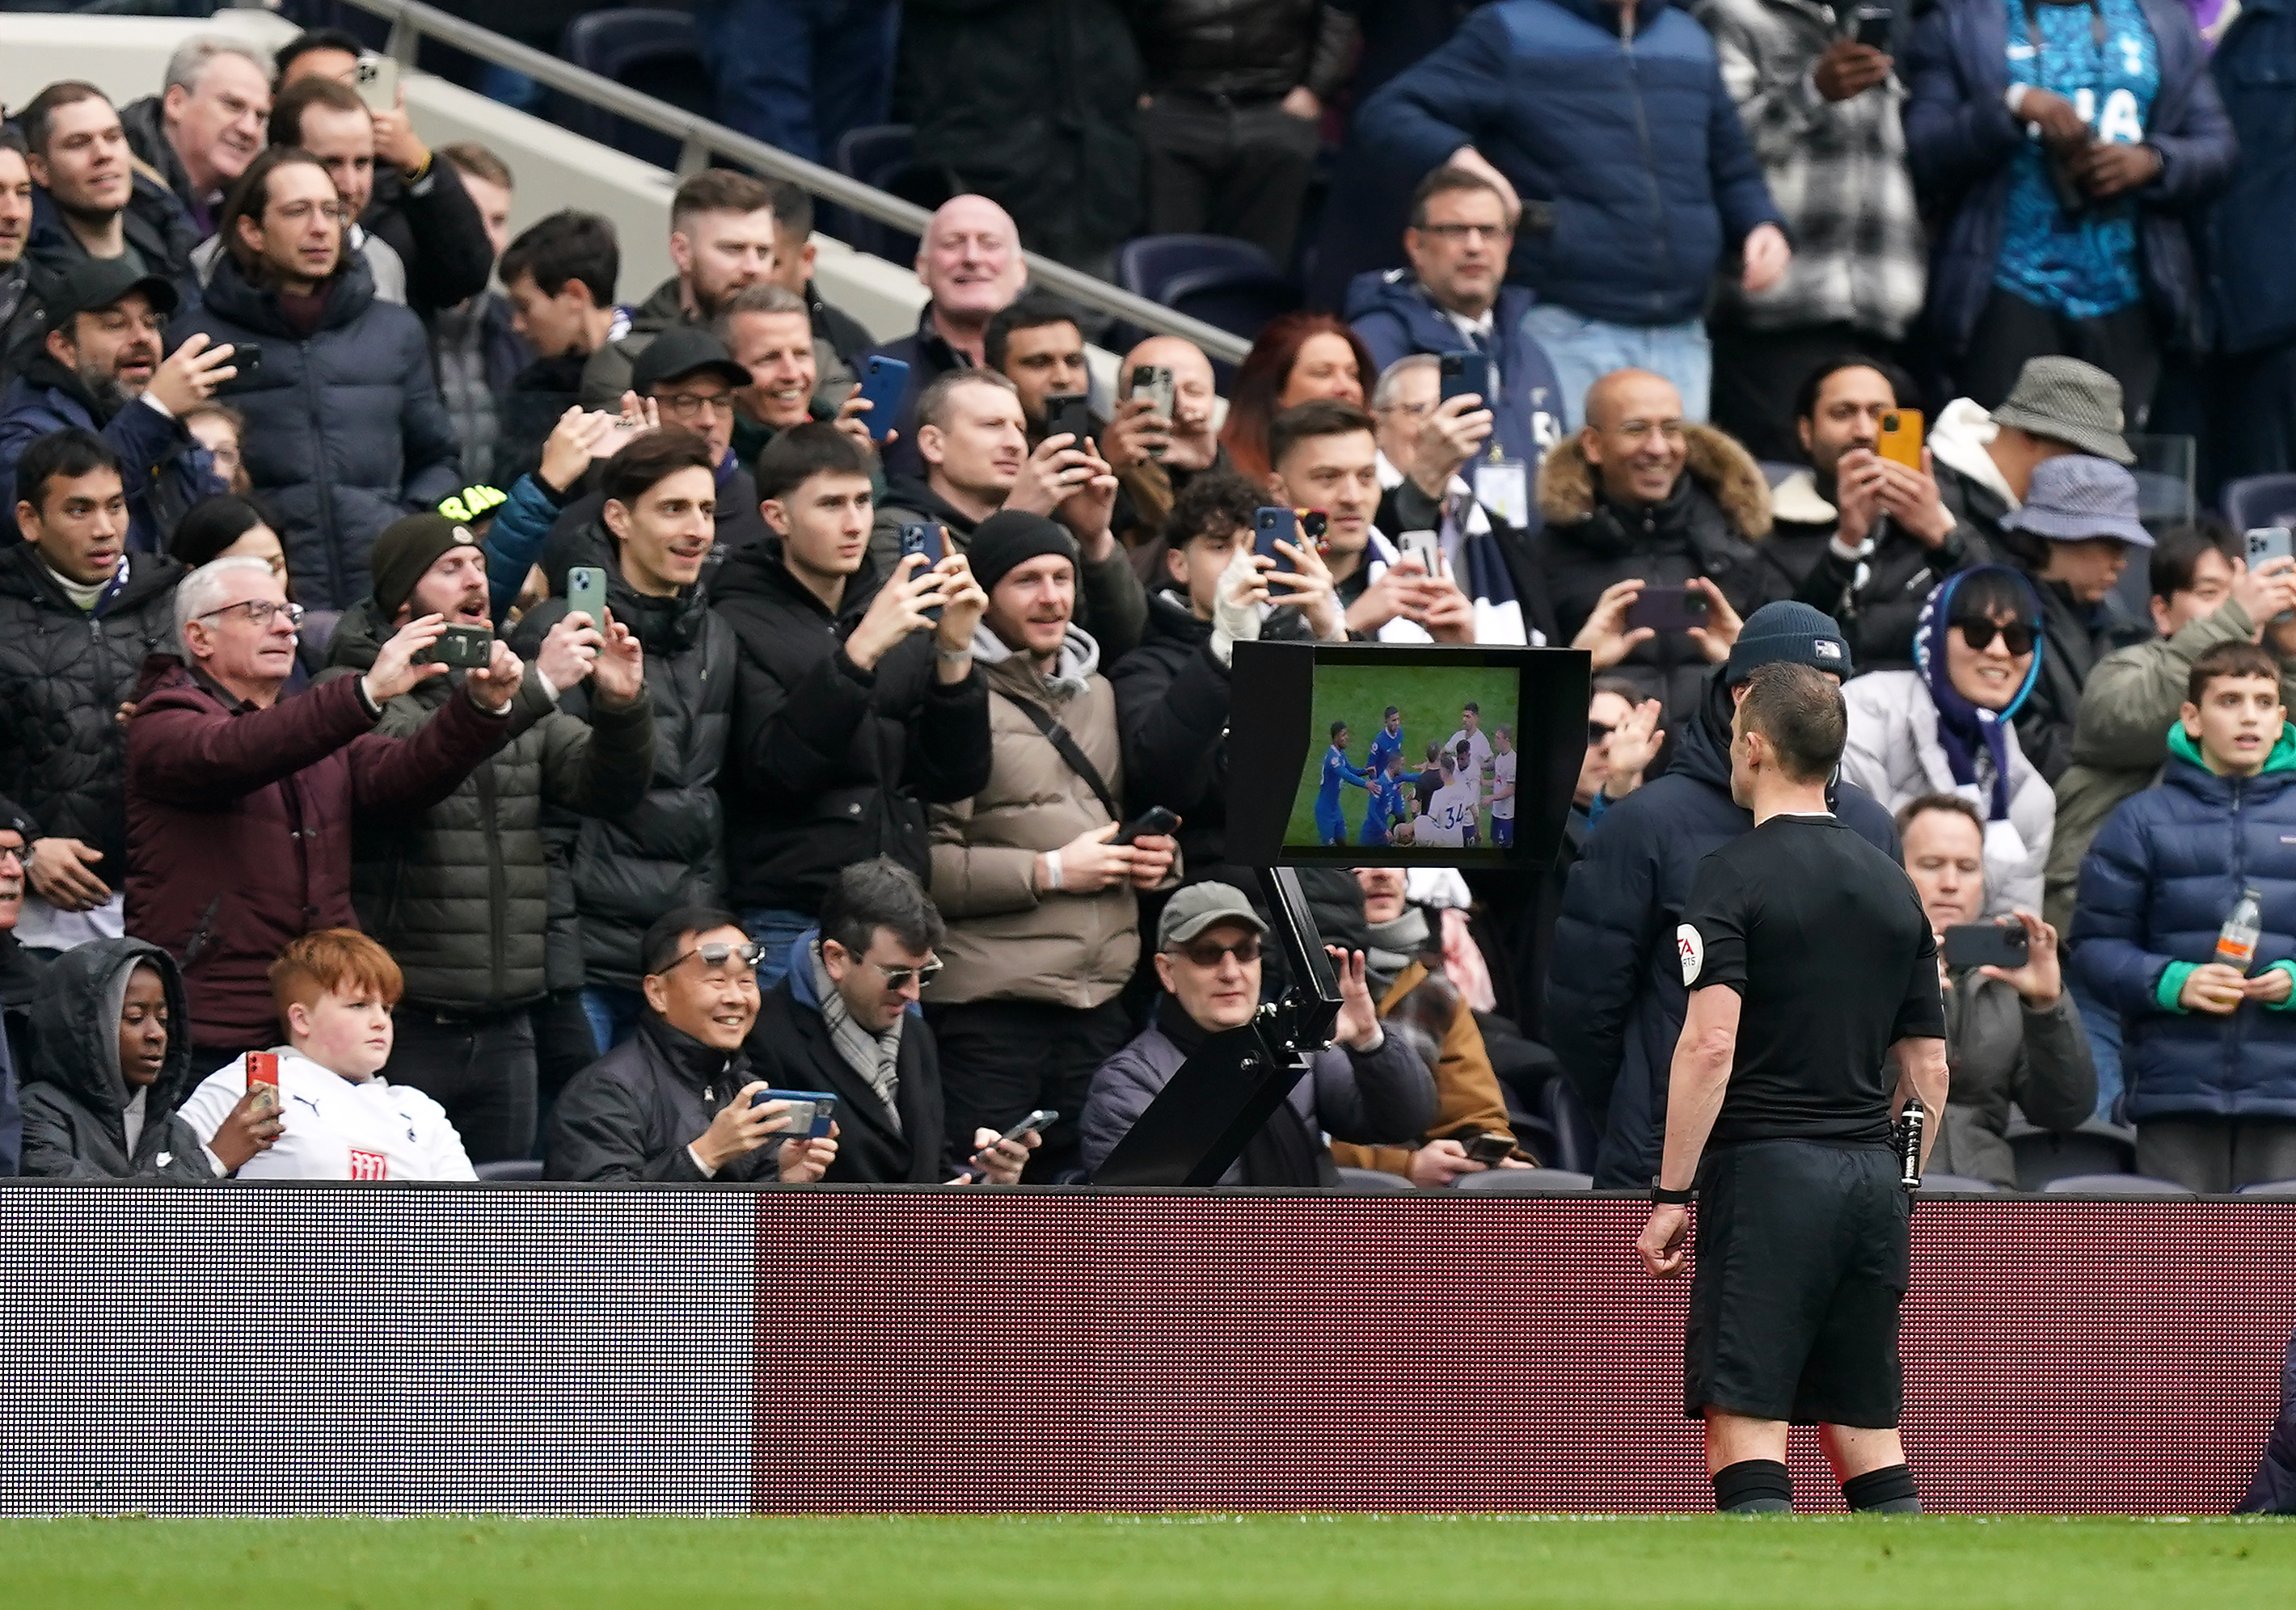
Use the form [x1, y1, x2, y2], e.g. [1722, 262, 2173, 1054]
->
[2217, 887, 2264, 974]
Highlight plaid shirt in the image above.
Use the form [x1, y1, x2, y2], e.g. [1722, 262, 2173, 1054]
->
[1694, 0, 1927, 338]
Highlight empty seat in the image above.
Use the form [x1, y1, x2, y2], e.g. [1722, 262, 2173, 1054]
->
[1915, 1173, 2003, 1194]
[1537, 1077, 1600, 1177]
[2239, 1178, 2296, 1198]
[2041, 1174, 2195, 1197]
[2222, 473, 2296, 533]
[2011, 1118, 2136, 1190]
[559, 10, 714, 171]
[476, 1159, 545, 1182]
[829, 124, 943, 261]
[1332, 1166, 1417, 1193]
[1452, 1167, 1594, 1194]
[1117, 234, 1279, 305]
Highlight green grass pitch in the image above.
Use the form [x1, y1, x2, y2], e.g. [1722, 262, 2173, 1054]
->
[1284, 662, 1522, 848]
[5, 1515, 2290, 1608]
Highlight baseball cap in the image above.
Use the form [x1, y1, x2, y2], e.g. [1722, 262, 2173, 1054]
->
[631, 325, 751, 394]
[1998, 455, 2155, 548]
[39, 256, 180, 325]
[1990, 356, 2135, 466]
[1725, 600, 1852, 684]
[1157, 882, 1268, 950]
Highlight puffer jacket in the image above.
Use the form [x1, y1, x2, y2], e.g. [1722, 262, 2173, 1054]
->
[169, 251, 462, 609]
[926, 624, 1151, 1010]
[1530, 423, 1787, 728]
[1902, 0, 2238, 357]
[1133, 0, 1359, 102]
[1359, 0, 1783, 327]
[711, 542, 992, 916]
[318, 598, 656, 1012]
[0, 352, 219, 550]
[0, 544, 181, 887]
[16, 937, 212, 1180]
[1344, 276, 1566, 481]
[2074, 725, 2296, 1121]
[1841, 669, 2053, 918]
[1927, 967, 2097, 1188]
[513, 554, 735, 993]
[2044, 597, 2296, 935]
[1547, 666, 1901, 1186]
[545, 1014, 775, 1182]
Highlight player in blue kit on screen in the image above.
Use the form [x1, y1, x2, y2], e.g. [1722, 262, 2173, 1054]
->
[1361, 751, 1412, 846]
[1316, 720, 1370, 845]
[1368, 707, 1406, 780]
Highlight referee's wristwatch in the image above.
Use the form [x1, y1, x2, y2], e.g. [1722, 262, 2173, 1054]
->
[1649, 1179, 1694, 1205]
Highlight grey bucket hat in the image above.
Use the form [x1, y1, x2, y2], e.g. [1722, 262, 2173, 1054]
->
[1990, 356, 2136, 465]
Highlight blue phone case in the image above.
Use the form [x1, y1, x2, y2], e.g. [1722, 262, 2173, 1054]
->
[1440, 351, 1490, 407]
[855, 356, 910, 442]
[1254, 507, 1298, 574]
[753, 1088, 839, 1139]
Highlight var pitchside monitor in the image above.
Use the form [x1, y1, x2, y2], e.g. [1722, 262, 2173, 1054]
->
[1226, 642, 1589, 870]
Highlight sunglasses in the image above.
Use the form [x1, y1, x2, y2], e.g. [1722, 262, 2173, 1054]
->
[866, 957, 943, 991]
[1175, 935, 1263, 968]
[662, 939, 764, 976]
[1953, 617, 2037, 655]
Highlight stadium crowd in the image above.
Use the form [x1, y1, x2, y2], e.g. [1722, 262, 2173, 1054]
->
[0, 0, 2293, 1199]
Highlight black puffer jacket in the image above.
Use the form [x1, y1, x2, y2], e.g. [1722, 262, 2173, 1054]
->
[0, 544, 183, 888]
[711, 542, 992, 914]
[514, 539, 735, 993]
[169, 251, 462, 609]
[18, 938, 212, 1180]
[319, 598, 657, 1012]
[1133, 0, 1360, 102]
[545, 1015, 774, 1182]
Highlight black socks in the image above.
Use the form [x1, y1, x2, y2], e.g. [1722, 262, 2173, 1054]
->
[1842, 1462, 1922, 1514]
[1712, 1459, 1794, 1513]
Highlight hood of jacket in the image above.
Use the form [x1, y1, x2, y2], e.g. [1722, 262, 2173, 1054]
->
[1678, 667, 1741, 794]
[2163, 719, 2296, 795]
[970, 620, 1102, 698]
[1536, 421, 1771, 542]
[1928, 398, 2020, 508]
[196, 247, 380, 339]
[26, 936, 194, 1120]
[880, 474, 983, 538]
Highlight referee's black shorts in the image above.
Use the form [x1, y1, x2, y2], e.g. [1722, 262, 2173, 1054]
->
[1683, 1139, 1910, 1427]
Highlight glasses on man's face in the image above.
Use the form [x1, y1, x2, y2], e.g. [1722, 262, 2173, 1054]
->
[665, 939, 764, 980]
[1418, 222, 1513, 244]
[197, 598, 305, 632]
[1954, 617, 2037, 656]
[1176, 935, 1262, 968]
[0, 840, 22, 870]
[269, 200, 349, 225]
[1378, 400, 1434, 421]
[1615, 419, 1686, 442]
[867, 957, 944, 991]
[657, 390, 731, 421]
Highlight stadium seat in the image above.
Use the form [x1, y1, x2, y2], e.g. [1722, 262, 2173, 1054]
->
[559, 11, 714, 171]
[2041, 1174, 2195, 1196]
[2223, 474, 2296, 533]
[829, 124, 948, 261]
[1163, 265, 1302, 349]
[2011, 1118, 2135, 1190]
[1916, 1174, 2003, 1194]
[2239, 1178, 2296, 1197]
[1453, 1167, 1594, 1193]
[1117, 234, 1280, 305]
[1538, 1078, 1600, 1176]
[476, 1159, 545, 1182]
[1332, 1166, 1417, 1193]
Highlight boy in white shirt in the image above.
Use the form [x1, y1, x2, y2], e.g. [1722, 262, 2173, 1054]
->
[180, 929, 476, 1181]
[1489, 723, 1518, 848]
[1445, 702, 1495, 784]
[1417, 753, 1481, 848]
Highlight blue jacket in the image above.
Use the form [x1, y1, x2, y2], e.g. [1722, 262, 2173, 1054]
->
[1547, 668, 1900, 1186]
[2209, 0, 2296, 354]
[479, 470, 576, 626]
[1358, 0, 1783, 327]
[0, 353, 219, 550]
[1344, 274, 1566, 477]
[1903, 0, 2238, 356]
[2072, 726, 2296, 1123]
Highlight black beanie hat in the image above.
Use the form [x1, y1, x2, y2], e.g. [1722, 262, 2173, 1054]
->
[966, 510, 1078, 594]
[369, 513, 483, 622]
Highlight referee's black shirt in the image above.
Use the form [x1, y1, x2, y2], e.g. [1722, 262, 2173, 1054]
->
[1676, 814, 1946, 1147]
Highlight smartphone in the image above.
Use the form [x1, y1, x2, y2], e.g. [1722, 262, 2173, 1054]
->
[1878, 408, 1924, 470]
[1462, 1133, 1514, 1166]
[412, 624, 494, 668]
[753, 1088, 839, 1140]
[898, 521, 946, 567]
[352, 52, 399, 114]
[1254, 506, 1299, 575]
[567, 565, 608, 626]
[2247, 527, 2293, 567]
[1044, 392, 1095, 451]
[1115, 805, 1180, 846]
[853, 355, 909, 443]
[1942, 922, 2029, 971]
[1131, 365, 1176, 459]
[228, 341, 263, 383]
[1851, 2, 1893, 48]
[1623, 586, 1709, 633]
[1399, 529, 1441, 575]
[1438, 350, 1491, 407]
[245, 1050, 280, 1116]
[991, 1109, 1057, 1148]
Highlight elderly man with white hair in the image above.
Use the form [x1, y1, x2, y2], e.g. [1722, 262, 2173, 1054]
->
[869, 194, 1030, 479]
[123, 552, 524, 1075]
[119, 35, 273, 237]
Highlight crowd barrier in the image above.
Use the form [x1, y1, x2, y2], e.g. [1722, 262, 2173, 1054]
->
[2, 1183, 2289, 1516]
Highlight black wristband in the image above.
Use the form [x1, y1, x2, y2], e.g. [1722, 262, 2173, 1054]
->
[1650, 1182, 1694, 1205]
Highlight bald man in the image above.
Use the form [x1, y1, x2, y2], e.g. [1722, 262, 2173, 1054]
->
[1106, 335, 1226, 546]
[871, 195, 1030, 479]
[1530, 368, 1786, 728]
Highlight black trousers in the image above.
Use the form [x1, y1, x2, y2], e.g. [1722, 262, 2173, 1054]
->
[1956, 288, 2161, 428]
[381, 1005, 539, 1165]
[928, 997, 1133, 1183]
[1709, 322, 1903, 467]
[1140, 91, 1322, 268]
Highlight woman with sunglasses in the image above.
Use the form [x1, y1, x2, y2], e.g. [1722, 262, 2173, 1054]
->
[1841, 567, 2055, 918]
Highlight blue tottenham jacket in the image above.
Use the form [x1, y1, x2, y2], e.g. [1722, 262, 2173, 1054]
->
[1344, 274, 1567, 478]
[2073, 724, 2296, 1123]
[2209, 0, 2296, 354]
[1902, 0, 2238, 358]
[1358, 0, 1783, 328]
[1547, 668, 1900, 1186]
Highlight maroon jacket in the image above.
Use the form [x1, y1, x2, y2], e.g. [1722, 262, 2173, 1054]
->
[124, 656, 515, 1051]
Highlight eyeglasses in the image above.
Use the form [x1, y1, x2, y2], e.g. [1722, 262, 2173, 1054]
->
[1174, 935, 1262, 967]
[1417, 222, 1513, 243]
[268, 200, 349, 225]
[0, 841, 22, 868]
[663, 939, 764, 977]
[196, 599, 305, 631]
[1954, 618, 2037, 655]
[867, 957, 944, 990]
[1587, 720, 1615, 744]
[656, 390, 731, 421]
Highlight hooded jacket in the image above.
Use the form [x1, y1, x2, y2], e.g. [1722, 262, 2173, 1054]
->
[0, 544, 182, 890]
[1359, 0, 1784, 327]
[545, 1014, 777, 1182]
[17, 938, 213, 1180]
[0, 352, 220, 550]
[169, 251, 462, 609]
[2074, 724, 2296, 1122]
[1547, 665, 1901, 1186]
[318, 597, 657, 1013]
[1344, 276, 1566, 478]
[1530, 422, 1787, 727]
[1902, 0, 2238, 356]
[1927, 965, 2097, 1187]
[24, 171, 202, 296]
[711, 540, 993, 915]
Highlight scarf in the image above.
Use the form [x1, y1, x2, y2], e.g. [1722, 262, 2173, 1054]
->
[1154, 995, 1325, 1187]
[810, 942, 902, 1131]
[1365, 905, 1430, 993]
[1912, 568, 2041, 820]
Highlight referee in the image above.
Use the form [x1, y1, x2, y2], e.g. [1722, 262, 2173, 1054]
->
[1636, 662, 1949, 1515]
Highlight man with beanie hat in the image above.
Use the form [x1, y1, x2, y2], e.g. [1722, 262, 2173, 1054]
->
[1549, 599, 1900, 1187]
[313, 512, 656, 1159]
[924, 508, 1181, 1180]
